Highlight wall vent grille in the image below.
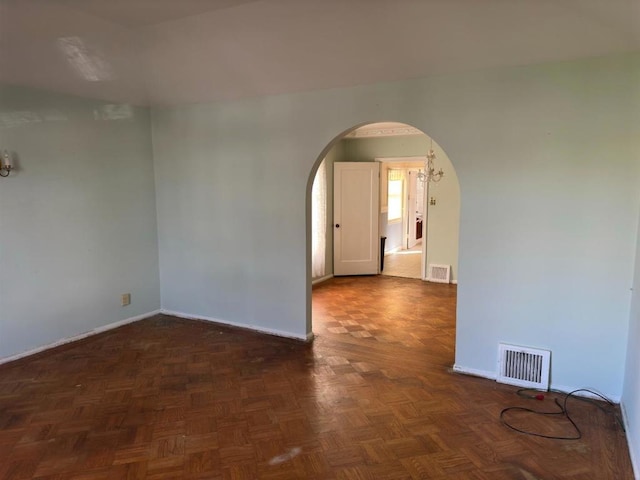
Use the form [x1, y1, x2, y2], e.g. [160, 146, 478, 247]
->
[497, 343, 551, 389]
[428, 264, 451, 283]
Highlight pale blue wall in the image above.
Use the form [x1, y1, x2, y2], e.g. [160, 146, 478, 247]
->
[152, 53, 640, 397]
[623, 207, 640, 476]
[0, 85, 160, 358]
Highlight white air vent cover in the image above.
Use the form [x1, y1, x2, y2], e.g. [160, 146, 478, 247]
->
[428, 264, 451, 283]
[497, 343, 551, 389]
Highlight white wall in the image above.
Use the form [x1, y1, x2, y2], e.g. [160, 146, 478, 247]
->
[151, 53, 640, 397]
[0, 85, 161, 359]
[152, 99, 312, 338]
[623, 207, 640, 476]
[384, 212, 404, 252]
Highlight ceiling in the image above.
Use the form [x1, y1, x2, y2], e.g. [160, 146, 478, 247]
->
[54, 0, 261, 27]
[0, 0, 638, 106]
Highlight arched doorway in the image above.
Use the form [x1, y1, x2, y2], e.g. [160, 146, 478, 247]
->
[306, 121, 460, 338]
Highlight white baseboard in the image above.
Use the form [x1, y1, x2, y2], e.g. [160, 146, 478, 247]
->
[549, 383, 621, 403]
[312, 274, 334, 286]
[452, 364, 497, 380]
[453, 365, 622, 403]
[161, 309, 311, 342]
[424, 278, 458, 285]
[621, 401, 640, 480]
[0, 310, 161, 365]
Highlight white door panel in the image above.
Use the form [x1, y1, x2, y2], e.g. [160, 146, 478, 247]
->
[334, 162, 379, 276]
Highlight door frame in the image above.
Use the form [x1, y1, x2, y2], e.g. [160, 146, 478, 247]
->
[405, 169, 421, 250]
[376, 156, 428, 280]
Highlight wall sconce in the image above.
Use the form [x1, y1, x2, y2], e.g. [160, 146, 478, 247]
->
[0, 150, 14, 177]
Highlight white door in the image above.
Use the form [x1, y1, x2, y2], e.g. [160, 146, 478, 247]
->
[406, 170, 418, 249]
[333, 162, 380, 276]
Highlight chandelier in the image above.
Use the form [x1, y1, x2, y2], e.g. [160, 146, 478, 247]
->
[416, 139, 444, 183]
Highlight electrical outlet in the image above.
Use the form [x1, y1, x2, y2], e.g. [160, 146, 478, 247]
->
[121, 293, 131, 306]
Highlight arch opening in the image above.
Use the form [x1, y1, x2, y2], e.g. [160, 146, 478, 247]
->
[306, 121, 461, 352]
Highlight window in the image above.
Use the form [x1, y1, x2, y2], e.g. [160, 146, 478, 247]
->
[388, 170, 403, 222]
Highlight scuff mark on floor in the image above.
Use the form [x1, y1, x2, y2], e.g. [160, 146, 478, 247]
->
[269, 447, 302, 465]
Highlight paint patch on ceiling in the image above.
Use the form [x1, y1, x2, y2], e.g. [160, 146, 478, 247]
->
[57, 37, 114, 81]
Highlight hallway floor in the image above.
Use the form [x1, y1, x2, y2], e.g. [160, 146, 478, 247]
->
[382, 243, 423, 279]
[0, 276, 633, 479]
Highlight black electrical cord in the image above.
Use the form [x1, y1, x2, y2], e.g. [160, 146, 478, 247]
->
[500, 388, 624, 440]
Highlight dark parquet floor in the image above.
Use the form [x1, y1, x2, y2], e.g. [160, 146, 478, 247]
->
[0, 276, 634, 479]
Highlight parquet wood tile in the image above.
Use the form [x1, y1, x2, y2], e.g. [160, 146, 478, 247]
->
[0, 275, 634, 479]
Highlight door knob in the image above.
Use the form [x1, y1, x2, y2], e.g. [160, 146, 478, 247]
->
[335, 224, 340, 228]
